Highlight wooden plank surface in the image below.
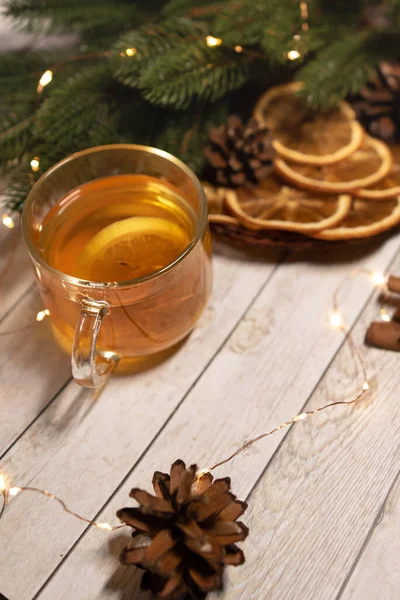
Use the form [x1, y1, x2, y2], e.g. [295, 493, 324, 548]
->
[18, 236, 396, 600]
[340, 471, 400, 600]
[0, 246, 279, 599]
[0, 226, 34, 321]
[0, 287, 72, 455]
[223, 265, 400, 600]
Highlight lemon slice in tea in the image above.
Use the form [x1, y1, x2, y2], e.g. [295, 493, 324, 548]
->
[77, 216, 190, 282]
[254, 82, 363, 165]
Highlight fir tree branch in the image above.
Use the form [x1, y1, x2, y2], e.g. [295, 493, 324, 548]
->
[0, 117, 33, 173]
[298, 30, 400, 108]
[138, 45, 249, 109]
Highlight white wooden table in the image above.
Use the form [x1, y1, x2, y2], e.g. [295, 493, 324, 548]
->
[0, 221, 399, 600]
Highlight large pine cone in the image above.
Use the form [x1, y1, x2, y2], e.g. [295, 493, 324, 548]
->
[351, 62, 400, 142]
[204, 115, 275, 187]
[117, 460, 248, 600]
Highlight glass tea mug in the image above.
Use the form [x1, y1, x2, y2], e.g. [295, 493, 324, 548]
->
[22, 145, 212, 387]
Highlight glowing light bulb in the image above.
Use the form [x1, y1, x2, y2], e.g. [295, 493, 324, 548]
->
[206, 35, 222, 48]
[36, 309, 50, 322]
[293, 413, 307, 422]
[37, 70, 53, 92]
[30, 157, 40, 172]
[372, 272, 386, 286]
[2, 213, 15, 229]
[329, 311, 343, 329]
[300, 1, 308, 18]
[287, 50, 301, 60]
[196, 468, 211, 480]
[125, 48, 136, 57]
[362, 381, 370, 391]
[380, 308, 390, 322]
[97, 522, 112, 530]
[235, 45, 243, 53]
[9, 487, 21, 497]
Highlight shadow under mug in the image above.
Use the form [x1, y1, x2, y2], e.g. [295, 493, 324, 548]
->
[22, 145, 212, 388]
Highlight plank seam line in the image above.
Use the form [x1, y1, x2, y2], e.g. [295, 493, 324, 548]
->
[335, 465, 400, 600]
[33, 253, 287, 599]
[0, 377, 72, 461]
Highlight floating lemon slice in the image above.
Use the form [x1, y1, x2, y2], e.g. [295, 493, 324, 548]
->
[275, 137, 392, 194]
[312, 197, 400, 240]
[224, 174, 351, 233]
[254, 82, 363, 165]
[77, 217, 190, 282]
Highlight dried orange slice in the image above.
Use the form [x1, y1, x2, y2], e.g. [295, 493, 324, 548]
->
[358, 144, 400, 200]
[313, 197, 400, 240]
[202, 182, 239, 225]
[275, 137, 392, 194]
[224, 174, 351, 233]
[254, 82, 363, 165]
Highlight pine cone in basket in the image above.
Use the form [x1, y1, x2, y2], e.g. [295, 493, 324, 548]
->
[204, 115, 275, 187]
[117, 460, 248, 600]
[351, 62, 400, 142]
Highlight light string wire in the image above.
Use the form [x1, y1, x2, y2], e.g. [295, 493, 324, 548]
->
[0, 268, 392, 531]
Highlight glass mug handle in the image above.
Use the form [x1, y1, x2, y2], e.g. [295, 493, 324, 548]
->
[72, 298, 119, 388]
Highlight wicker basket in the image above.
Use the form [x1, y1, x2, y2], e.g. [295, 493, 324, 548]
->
[208, 220, 393, 251]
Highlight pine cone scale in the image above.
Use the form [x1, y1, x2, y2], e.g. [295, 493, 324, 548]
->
[351, 62, 400, 142]
[118, 460, 248, 599]
[130, 488, 175, 513]
[222, 544, 245, 566]
[116, 506, 167, 532]
[205, 115, 275, 187]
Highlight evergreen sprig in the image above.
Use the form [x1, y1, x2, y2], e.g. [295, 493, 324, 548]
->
[2, 0, 400, 212]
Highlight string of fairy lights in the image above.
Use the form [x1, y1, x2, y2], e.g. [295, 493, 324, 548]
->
[0, 264, 393, 531]
[0, 0, 392, 534]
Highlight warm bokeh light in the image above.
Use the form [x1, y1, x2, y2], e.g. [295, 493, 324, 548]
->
[206, 35, 222, 47]
[38, 70, 53, 89]
[372, 272, 386, 286]
[380, 308, 390, 322]
[2, 214, 15, 229]
[125, 48, 136, 57]
[329, 311, 343, 329]
[287, 50, 301, 60]
[30, 157, 40, 172]
[36, 309, 50, 322]
[97, 522, 112, 530]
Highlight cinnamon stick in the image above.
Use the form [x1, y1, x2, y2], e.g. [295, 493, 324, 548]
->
[387, 275, 400, 294]
[393, 305, 400, 323]
[366, 321, 400, 351]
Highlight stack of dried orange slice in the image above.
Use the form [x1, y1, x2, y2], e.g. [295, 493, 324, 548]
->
[205, 82, 400, 246]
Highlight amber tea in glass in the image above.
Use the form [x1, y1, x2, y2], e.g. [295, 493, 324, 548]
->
[22, 145, 212, 387]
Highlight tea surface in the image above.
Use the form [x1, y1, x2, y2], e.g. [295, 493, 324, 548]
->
[39, 174, 195, 282]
